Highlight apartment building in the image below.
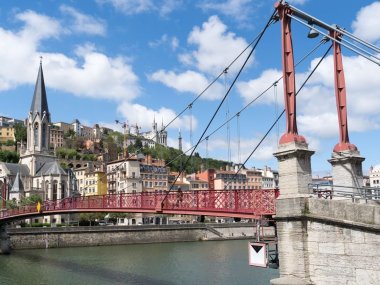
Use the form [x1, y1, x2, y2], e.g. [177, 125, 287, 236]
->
[53, 122, 73, 135]
[49, 124, 64, 149]
[74, 165, 107, 196]
[0, 126, 15, 143]
[214, 171, 247, 190]
[140, 156, 169, 192]
[258, 166, 279, 189]
[106, 156, 142, 194]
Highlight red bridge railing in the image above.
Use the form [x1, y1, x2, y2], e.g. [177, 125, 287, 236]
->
[0, 189, 278, 221]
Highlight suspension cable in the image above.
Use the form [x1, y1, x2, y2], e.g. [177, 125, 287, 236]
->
[288, 14, 380, 66]
[164, 15, 277, 129]
[224, 43, 333, 188]
[164, 38, 327, 170]
[119, 42, 331, 194]
[159, 8, 278, 205]
[237, 112, 241, 164]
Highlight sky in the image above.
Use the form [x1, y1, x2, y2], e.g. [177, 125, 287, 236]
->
[0, 0, 379, 176]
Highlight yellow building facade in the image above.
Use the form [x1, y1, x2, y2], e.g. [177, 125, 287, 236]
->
[75, 167, 107, 196]
[0, 126, 15, 143]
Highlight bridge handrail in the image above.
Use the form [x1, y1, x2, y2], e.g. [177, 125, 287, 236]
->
[0, 189, 279, 221]
[308, 183, 380, 202]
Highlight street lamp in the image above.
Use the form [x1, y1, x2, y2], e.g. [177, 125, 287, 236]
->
[115, 120, 129, 158]
[0, 176, 10, 209]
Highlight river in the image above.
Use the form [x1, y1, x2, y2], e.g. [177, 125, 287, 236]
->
[0, 240, 278, 285]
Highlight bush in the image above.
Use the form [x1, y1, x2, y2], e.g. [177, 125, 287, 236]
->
[31, 223, 51, 227]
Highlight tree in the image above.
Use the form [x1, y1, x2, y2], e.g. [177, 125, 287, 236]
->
[14, 123, 27, 151]
[134, 137, 143, 149]
[0, 150, 19, 163]
[6, 198, 18, 209]
[107, 212, 134, 224]
[64, 129, 76, 139]
[79, 212, 107, 226]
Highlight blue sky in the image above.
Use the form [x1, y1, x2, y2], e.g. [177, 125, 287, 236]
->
[0, 0, 379, 176]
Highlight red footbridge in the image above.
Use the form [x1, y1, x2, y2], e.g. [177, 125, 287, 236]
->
[0, 189, 278, 223]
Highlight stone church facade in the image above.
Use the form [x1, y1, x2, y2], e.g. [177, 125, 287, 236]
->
[0, 62, 75, 224]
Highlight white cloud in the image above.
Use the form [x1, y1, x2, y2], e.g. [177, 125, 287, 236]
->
[15, 10, 62, 42]
[286, 0, 308, 5]
[149, 34, 179, 51]
[96, 0, 154, 14]
[46, 48, 140, 101]
[352, 1, 380, 43]
[298, 113, 338, 138]
[205, 134, 278, 164]
[0, 11, 141, 103]
[180, 15, 252, 75]
[171, 37, 179, 50]
[159, 0, 184, 17]
[116, 102, 196, 132]
[60, 5, 107, 36]
[237, 69, 283, 105]
[96, 0, 181, 16]
[198, 0, 253, 26]
[149, 69, 225, 100]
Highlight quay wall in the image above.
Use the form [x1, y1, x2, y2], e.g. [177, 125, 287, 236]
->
[7, 223, 274, 250]
[273, 198, 380, 285]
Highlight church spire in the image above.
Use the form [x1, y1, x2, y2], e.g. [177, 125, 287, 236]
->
[30, 58, 50, 121]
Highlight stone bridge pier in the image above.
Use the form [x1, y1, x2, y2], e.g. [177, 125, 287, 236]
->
[270, 141, 380, 285]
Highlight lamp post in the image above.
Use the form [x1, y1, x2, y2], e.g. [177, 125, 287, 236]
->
[115, 120, 129, 158]
[0, 176, 8, 209]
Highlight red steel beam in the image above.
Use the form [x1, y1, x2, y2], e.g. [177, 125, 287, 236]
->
[331, 29, 357, 152]
[275, 2, 306, 145]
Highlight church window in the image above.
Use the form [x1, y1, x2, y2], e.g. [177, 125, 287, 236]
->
[42, 123, 46, 148]
[34, 122, 39, 147]
[53, 180, 58, 200]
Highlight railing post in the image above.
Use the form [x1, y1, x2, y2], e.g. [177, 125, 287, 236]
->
[234, 190, 238, 212]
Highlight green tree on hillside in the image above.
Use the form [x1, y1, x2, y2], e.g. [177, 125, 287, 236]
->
[0, 150, 19, 163]
[14, 123, 27, 152]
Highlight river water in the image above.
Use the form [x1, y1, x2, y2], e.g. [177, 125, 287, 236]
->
[0, 240, 278, 285]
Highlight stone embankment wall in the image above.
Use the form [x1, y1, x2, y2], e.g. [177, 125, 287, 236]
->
[274, 198, 380, 285]
[8, 223, 274, 250]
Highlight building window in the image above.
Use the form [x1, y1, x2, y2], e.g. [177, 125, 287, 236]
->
[53, 181, 58, 200]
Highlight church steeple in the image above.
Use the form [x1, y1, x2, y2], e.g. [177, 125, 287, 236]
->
[25, 59, 51, 155]
[30, 58, 50, 121]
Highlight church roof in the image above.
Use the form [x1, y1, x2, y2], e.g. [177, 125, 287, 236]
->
[35, 161, 67, 176]
[30, 61, 50, 120]
[10, 172, 24, 193]
[0, 162, 30, 176]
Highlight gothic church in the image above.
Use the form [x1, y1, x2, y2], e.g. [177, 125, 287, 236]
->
[0, 62, 75, 224]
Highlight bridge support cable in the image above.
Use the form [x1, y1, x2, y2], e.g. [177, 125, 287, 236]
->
[236, 113, 241, 165]
[162, 14, 279, 133]
[274, 81, 279, 146]
[164, 39, 327, 174]
[224, 44, 333, 188]
[159, 8, 279, 208]
[224, 69, 231, 164]
[282, 2, 380, 66]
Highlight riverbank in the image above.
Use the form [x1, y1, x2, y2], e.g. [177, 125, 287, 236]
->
[7, 223, 275, 250]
